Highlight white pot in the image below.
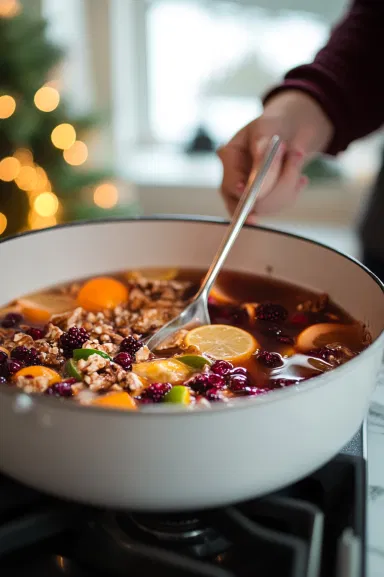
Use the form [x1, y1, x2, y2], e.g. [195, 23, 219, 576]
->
[0, 218, 383, 512]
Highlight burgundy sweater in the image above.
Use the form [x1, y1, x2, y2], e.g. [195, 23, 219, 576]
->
[265, 0, 384, 260]
[265, 0, 384, 155]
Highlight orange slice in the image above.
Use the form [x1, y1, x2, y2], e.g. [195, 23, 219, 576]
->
[77, 277, 129, 312]
[17, 293, 76, 324]
[184, 324, 258, 363]
[92, 391, 137, 410]
[133, 358, 192, 385]
[14, 365, 61, 385]
[297, 323, 365, 353]
[124, 268, 178, 282]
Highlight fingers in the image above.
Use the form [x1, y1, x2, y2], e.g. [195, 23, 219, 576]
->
[253, 149, 306, 215]
[217, 126, 253, 204]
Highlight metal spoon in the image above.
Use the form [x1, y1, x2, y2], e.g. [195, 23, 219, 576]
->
[146, 135, 282, 352]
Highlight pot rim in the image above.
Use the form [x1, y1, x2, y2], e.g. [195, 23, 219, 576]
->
[1, 215, 383, 417]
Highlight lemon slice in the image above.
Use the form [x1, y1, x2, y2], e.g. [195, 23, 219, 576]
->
[184, 324, 258, 363]
[133, 358, 192, 385]
[297, 322, 365, 352]
[17, 293, 76, 324]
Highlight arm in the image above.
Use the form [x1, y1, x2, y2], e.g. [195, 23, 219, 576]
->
[264, 0, 384, 154]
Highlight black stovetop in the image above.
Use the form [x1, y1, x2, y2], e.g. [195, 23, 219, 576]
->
[0, 426, 367, 577]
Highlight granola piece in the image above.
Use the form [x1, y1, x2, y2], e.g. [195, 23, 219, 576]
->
[13, 332, 35, 348]
[135, 345, 151, 362]
[84, 372, 116, 392]
[0, 327, 17, 350]
[297, 293, 329, 313]
[82, 340, 119, 357]
[154, 329, 188, 352]
[45, 323, 63, 343]
[51, 307, 85, 330]
[121, 372, 145, 393]
[128, 287, 150, 312]
[34, 340, 65, 368]
[77, 353, 109, 375]
[15, 375, 50, 394]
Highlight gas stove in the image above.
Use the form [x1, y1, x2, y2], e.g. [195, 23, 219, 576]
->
[0, 425, 367, 577]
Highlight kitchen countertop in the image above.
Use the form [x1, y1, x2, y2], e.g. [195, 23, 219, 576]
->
[367, 371, 384, 577]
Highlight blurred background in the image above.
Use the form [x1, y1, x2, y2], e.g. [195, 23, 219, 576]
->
[0, 0, 382, 258]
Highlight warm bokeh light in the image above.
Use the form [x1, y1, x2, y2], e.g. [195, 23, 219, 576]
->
[0, 0, 21, 19]
[33, 192, 59, 217]
[34, 166, 51, 192]
[0, 156, 21, 181]
[63, 140, 88, 166]
[34, 86, 60, 112]
[93, 183, 119, 209]
[15, 166, 38, 191]
[28, 211, 57, 230]
[51, 123, 76, 150]
[0, 213, 7, 235]
[0, 95, 16, 119]
[13, 148, 33, 165]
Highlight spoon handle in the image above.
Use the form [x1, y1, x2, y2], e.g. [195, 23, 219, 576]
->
[197, 135, 282, 299]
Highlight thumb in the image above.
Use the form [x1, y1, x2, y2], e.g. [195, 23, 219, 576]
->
[217, 125, 253, 203]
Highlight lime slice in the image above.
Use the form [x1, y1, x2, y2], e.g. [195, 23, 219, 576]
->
[65, 359, 82, 381]
[177, 354, 212, 370]
[164, 385, 191, 405]
[73, 348, 111, 361]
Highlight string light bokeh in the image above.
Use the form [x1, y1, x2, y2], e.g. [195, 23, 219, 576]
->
[0, 95, 16, 119]
[93, 183, 119, 209]
[34, 85, 60, 112]
[0, 0, 21, 19]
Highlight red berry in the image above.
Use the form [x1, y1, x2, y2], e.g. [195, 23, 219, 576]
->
[308, 347, 344, 364]
[257, 351, 283, 369]
[140, 382, 172, 403]
[1, 313, 22, 328]
[26, 327, 45, 340]
[8, 360, 22, 375]
[290, 313, 309, 325]
[0, 351, 8, 364]
[271, 378, 300, 388]
[256, 303, 288, 323]
[45, 381, 74, 398]
[211, 360, 233, 376]
[113, 352, 133, 371]
[11, 346, 39, 366]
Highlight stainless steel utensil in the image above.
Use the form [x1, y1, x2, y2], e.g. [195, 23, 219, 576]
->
[146, 135, 282, 351]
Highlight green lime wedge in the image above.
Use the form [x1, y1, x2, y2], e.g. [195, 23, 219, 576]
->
[73, 348, 111, 361]
[65, 359, 82, 381]
[177, 354, 212, 370]
[164, 385, 191, 405]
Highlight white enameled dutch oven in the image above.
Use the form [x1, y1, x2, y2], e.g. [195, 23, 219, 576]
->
[0, 218, 383, 512]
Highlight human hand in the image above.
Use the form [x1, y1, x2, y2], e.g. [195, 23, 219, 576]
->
[217, 90, 334, 221]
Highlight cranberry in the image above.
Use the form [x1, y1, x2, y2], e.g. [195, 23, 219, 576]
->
[205, 388, 224, 402]
[271, 378, 300, 388]
[227, 374, 249, 390]
[11, 346, 39, 366]
[188, 373, 211, 394]
[120, 336, 142, 357]
[113, 352, 133, 371]
[1, 313, 22, 328]
[0, 351, 8, 364]
[59, 326, 89, 358]
[140, 382, 172, 403]
[211, 360, 233, 376]
[45, 381, 74, 398]
[26, 327, 45, 340]
[229, 381, 260, 395]
[0, 376, 6, 385]
[257, 351, 283, 369]
[256, 303, 288, 323]
[290, 312, 309, 325]
[262, 324, 283, 338]
[8, 360, 22, 375]
[230, 367, 248, 376]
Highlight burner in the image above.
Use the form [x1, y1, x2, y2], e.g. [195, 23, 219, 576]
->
[0, 428, 367, 577]
[129, 513, 206, 541]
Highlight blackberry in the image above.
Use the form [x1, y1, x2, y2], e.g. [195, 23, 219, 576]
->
[139, 382, 172, 403]
[11, 346, 39, 366]
[120, 336, 143, 357]
[256, 303, 288, 323]
[257, 351, 283, 369]
[1, 313, 23, 328]
[59, 327, 89, 357]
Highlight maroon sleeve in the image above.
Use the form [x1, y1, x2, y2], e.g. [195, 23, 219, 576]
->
[264, 0, 384, 155]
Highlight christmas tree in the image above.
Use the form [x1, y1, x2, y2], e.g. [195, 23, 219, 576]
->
[0, 1, 137, 238]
